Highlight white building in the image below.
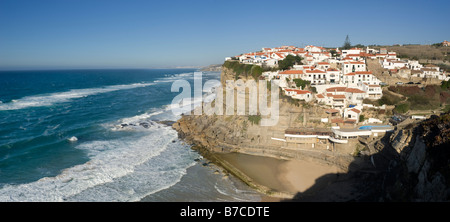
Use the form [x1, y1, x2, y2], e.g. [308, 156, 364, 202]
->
[284, 88, 313, 102]
[382, 59, 408, 70]
[407, 60, 423, 70]
[361, 83, 382, 100]
[316, 62, 331, 71]
[304, 45, 326, 53]
[342, 61, 367, 75]
[344, 108, 361, 123]
[421, 68, 444, 79]
[305, 69, 327, 85]
[343, 71, 381, 86]
[326, 68, 341, 84]
[344, 88, 366, 106]
[341, 48, 363, 58]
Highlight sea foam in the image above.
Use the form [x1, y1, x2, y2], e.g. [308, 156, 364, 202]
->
[0, 123, 196, 202]
[0, 83, 154, 111]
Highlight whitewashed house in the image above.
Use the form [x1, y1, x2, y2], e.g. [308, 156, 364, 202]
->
[407, 60, 423, 70]
[421, 68, 444, 79]
[263, 58, 279, 67]
[284, 88, 313, 102]
[305, 69, 327, 84]
[278, 70, 304, 80]
[361, 83, 382, 100]
[382, 59, 408, 70]
[341, 48, 363, 58]
[316, 62, 331, 71]
[344, 108, 361, 123]
[305, 45, 326, 53]
[342, 61, 366, 74]
[344, 88, 366, 106]
[343, 71, 381, 86]
[326, 68, 341, 84]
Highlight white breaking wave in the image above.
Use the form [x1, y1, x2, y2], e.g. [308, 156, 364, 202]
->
[0, 124, 196, 202]
[67, 136, 78, 142]
[0, 83, 154, 111]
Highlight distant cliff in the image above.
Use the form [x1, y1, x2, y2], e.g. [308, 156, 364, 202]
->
[199, 64, 222, 72]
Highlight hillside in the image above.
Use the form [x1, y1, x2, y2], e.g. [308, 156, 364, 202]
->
[372, 44, 450, 68]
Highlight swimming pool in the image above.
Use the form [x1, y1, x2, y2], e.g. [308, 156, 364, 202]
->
[359, 125, 391, 130]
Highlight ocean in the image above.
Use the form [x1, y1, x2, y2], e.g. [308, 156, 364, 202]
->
[0, 69, 261, 202]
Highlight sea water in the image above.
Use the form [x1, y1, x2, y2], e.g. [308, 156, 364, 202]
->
[0, 69, 260, 202]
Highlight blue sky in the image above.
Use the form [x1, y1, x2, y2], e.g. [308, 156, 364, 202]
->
[0, 0, 449, 70]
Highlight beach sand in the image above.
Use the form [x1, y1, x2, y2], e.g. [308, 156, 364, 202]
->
[216, 152, 342, 201]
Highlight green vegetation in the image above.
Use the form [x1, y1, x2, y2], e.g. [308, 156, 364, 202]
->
[329, 49, 338, 57]
[342, 35, 351, 50]
[222, 61, 263, 80]
[443, 104, 450, 113]
[359, 114, 365, 122]
[394, 103, 410, 114]
[247, 115, 261, 125]
[432, 42, 444, 47]
[278, 55, 302, 70]
[437, 63, 450, 72]
[441, 80, 450, 90]
[377, 93, 403, 106]
[292, 78, 310, 89]
[386, 85, 450, 112]
[352, 143, 366, 157]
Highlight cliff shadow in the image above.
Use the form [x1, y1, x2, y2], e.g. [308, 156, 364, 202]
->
[284, 132, 399, 202]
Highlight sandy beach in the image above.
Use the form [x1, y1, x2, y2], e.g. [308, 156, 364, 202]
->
[215, 152, 343, 200]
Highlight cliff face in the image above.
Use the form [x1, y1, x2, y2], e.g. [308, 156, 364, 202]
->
[377, 113, 450, 201]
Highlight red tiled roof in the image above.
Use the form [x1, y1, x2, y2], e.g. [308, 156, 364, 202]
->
[305, 69, 326, 74]
[279, 70, 304, 74]
[355, 71, 372, 74]
[344, 88, 366, 93]
[349, 108, 361, 113]
[350, 61, 365, 64]
[285, 89, 311, 94]
[326, 87, 347, 92]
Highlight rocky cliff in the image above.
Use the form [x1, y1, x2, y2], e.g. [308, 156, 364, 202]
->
[379, 112, 450, 201]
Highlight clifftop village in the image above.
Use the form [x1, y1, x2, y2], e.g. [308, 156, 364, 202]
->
[222, 42, 449, 149]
